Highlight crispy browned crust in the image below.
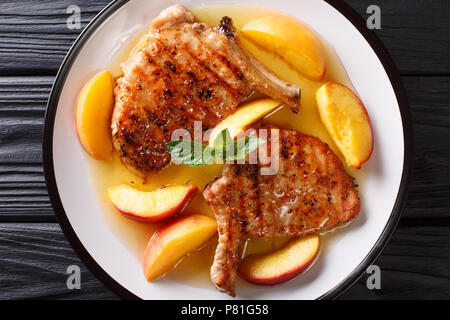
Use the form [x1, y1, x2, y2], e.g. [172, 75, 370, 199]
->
[112, 5, 300, 177]
[204, 128, 360, 296]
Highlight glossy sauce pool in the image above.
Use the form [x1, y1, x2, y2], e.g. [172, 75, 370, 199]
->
[87, 3, 366, 289]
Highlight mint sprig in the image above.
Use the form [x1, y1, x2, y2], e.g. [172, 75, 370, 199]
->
[166, 129, 265, 167]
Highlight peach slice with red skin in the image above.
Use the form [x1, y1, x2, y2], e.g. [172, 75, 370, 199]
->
[75, 70, 115, 160]
[239, 234, 319, 285]
[316, 82, 374, 169]
[107, 184, 198, 223]
[143, 214, 218, 281]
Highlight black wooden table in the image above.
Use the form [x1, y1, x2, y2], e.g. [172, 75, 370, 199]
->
[0, 0, 449, 300]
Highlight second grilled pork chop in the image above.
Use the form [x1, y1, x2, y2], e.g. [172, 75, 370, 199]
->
[204, 128, 360, 296]
[112, 5, 300, 177]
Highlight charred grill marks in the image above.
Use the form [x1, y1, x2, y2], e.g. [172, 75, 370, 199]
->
[204, 128, 360, 296]
[111, 5, 300, 177]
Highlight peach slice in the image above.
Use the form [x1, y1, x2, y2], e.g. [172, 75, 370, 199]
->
[239, 234, 319, 285]
[143, 214, 217, 281]
[241, 15, 326, 81]
[208, 98, 282, 146]
[107, 184, 198, 222]
[75, 70, 114, 160]
[316, 82, 373, 169]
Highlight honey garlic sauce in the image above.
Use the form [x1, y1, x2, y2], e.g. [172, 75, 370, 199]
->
[88, 3, 366, 289]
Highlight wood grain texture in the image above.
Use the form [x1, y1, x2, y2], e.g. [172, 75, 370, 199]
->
[0, 76, 49, 162]
[346, 0, 450, 76]
[0, 223, 117, 299]
[0, 0, 106, 75]
[340, 225, 450, 299]
[0, 77, 53, 219]
[1, 222, 448, 300]
[0, 0, 449, 75]
[402, 77, 450, 221]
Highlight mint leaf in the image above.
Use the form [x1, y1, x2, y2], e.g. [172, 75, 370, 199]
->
[223, 136, 266, 161]
[213, 128, 233, 152]
[166, 140, 215, 167]
[166, 130, 265, 166]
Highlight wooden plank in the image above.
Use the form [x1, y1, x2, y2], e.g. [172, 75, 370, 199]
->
[0, 77, 53, 219]
[346, 0, 450, 76]
[0, 0, 448, 75]
[0, 76, 51, 163]
[0, 75, 448, 221]
[0, 164, 53, 218]
[340, 225, 450, 299]
[403, 76, 450, 221]
[0, 223, 117, 299]
[1, 222, 449, 299]
[0, 0, 107, 75]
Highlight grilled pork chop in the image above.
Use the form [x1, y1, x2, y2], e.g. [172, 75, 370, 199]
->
[112, 5, 300, 177]
[204, 128, 360, 296]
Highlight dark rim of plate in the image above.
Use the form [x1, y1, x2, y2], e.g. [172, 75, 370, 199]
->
[43, 0, 413, 300]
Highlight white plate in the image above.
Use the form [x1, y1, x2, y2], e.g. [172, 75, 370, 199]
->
[43, 0, 413, 299]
